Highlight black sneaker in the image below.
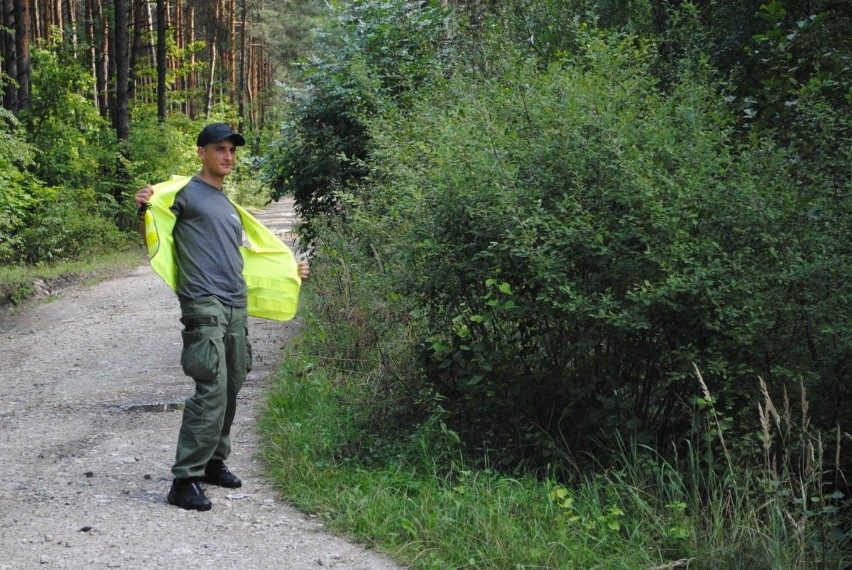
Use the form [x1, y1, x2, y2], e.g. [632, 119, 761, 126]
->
[167, 478, 212, 511]
[202, 460, 242, 488]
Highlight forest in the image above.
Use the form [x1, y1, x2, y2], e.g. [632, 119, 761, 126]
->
[2, 0, 850, 567]
[0, 0, 317, 271]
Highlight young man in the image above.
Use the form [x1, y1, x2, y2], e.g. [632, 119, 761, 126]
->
[134, 123, 310, 511]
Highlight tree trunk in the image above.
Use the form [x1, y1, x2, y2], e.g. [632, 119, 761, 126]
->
[144, 0, 154, 63]
[1, 0, 17, 111]
[128, 0, 146, 101]
[14, 0, 31, 111]
[89, 0, 108, 116]
[204, 41, 216, 119]
[173, 0, 183, 115]
[227, 0, 236, 107]
[112, 0, 130, 201]
[156, 0, 166, 121]
[113, 0, 130, 142]
[0, 0, 31, 113]
[245, 34, 255, 128]
[187, 3, 195, 118]
[52, 0, 60, 32]
[203, 0, 221, 119]
[32, 0, 51, 41]
[236, 0, 246, 130]
[85, 0, 96, 106]
[61, 0, 76, 54]
[27, 0, 38, 40]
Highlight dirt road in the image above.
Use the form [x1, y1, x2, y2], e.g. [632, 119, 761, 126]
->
[0, 200, 402, 569]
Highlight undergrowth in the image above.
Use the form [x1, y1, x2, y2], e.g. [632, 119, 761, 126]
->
[0, 248, 144, 309]
[259, 339, 851, 569]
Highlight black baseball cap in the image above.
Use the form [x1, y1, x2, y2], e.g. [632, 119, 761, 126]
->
[196, 123, 246, 147]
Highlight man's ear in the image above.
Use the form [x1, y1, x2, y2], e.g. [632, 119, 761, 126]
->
[197, 146, 205, 159]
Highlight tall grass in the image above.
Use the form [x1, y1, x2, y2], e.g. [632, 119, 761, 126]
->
[683, 368, 850, 568]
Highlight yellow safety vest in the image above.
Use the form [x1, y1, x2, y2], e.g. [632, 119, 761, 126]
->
[142, 176, 301, 321]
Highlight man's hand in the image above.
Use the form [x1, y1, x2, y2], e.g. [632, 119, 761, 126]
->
[297, 261, 310, 281]
[135, 185, 154, 209]
[134, 185, 154, 244]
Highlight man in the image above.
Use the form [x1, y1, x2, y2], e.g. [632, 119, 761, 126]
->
[134, 123, 310, 511]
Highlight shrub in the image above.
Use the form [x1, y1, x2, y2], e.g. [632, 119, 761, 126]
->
[15, 187, 133, 265]
[278, 2, 849, 480]
[126, 112, 201, 187]
[341, 24, 850, 468]
[0, 109, 41, 264]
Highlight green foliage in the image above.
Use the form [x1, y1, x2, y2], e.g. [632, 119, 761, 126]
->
[743, 0, 850, 131]
[13, 186, 134, 265]
[262, 0, 450, 243]
[144, 34, 209, 113]
[223, 170, 271, 210]
[290, 220, 435, 460]
[509, 0, 851, 139]
[360, 29, 707, 458]
[507, 0, 658, 61]
[262, 76, 372, 240]
[125, 112, 201, 185]
[309, 18, 850, 470]
[258, 339, 851, 568]
[254, 0, 324, 80]
[258, 0, 850, 565]
[744, 18, 852, 433]
[21, 38, 117, 196]
[129, 30, 207, 109]
[270, 0, 850, 479]
[0, 109, 41, 263]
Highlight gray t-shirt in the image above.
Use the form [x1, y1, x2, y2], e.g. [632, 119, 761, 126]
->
[170, 176, 246, 307]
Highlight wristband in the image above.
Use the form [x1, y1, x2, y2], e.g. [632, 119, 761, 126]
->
[137, 203, 150, 220]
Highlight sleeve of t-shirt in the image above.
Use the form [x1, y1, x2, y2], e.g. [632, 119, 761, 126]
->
[170, 189, 186, 218]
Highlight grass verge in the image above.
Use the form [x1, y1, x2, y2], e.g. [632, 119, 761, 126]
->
[259, 348, 851, 570]
[258, 355, 621, 569]
[0, 247, 146, 310]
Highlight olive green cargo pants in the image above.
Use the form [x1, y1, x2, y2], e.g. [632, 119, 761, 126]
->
[171, 296, 252, 480]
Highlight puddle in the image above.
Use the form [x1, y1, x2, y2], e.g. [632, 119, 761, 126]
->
[118, 400, 184, 413]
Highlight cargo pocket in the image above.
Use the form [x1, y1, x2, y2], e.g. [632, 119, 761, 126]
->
[180, 313, 222, 381]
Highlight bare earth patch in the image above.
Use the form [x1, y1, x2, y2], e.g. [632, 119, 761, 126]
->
[0, 200, 403, 569]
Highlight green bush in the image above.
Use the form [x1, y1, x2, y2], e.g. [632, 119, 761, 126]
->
[0, 109, 41, 264]
[126, 112, 201, 186]
[15, 187, 133, 265]
[292, 216, 435, 461]
[265, 0, 849, 482]
[330, 24, 850, 469]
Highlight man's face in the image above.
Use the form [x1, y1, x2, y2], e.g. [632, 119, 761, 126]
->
[198, 140, 237, 177]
